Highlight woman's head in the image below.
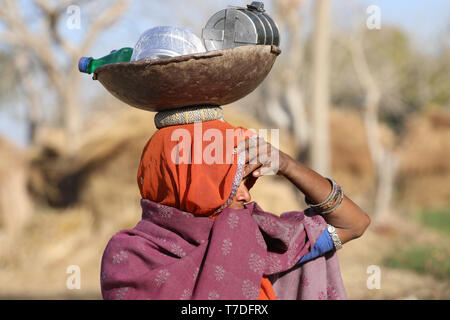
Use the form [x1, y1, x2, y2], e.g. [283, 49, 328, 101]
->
[137, 120, 257, 216]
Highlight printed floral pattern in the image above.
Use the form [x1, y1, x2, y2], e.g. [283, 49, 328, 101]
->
[155, 236, 167, 244]
[327, 285, 339, 300]
[300, 274, 310, 287]
[278, 224, 294, 244]
[208, 290, 220, 300]
[255, 229, 267, 249]
[170, 244, 186, 258]
[181, 211, 194, 219]
[316, 285, 339, 300]
[227, 213, 239, 229]
[256, 216, 277, 234]
[221, 238, 232, 256]
[156, 204, 173, 219]
[214, 265, 226, 281]
[317, 291, 327, 300]
[248, 253, 265, 274]
[155, 269, 170, 288]
[112, 250, 128, 265]
[180, 289, 192, 300]
[116, 286, 129, 300]
[287, 242, 300, 266]
[266, 254, 282, 274]
[242, 280, 259, 300]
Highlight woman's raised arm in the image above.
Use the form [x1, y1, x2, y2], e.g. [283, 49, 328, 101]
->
[236, 137, 371, 245]
[279, 156, 371, 244]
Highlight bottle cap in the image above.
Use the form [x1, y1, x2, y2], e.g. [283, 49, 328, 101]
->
[78, 57, 92, 73]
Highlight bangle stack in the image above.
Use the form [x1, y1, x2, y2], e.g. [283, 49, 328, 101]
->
[305, 178, 344, 215]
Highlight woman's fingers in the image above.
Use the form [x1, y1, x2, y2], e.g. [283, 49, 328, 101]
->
[235, 136, 280, 176]
[245, 154, 279, 177]
[236, 138, 270, 160]
[235, 136, 265, 154]
[235, 137, 252, 154]
[243, 162, 263, 178]
[258, 158, 280, 175]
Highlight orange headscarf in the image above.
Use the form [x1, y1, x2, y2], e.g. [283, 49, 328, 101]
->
[137, 119, 256, 216]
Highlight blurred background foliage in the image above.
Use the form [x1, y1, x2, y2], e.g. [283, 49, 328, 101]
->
[0, 0, 448, 299]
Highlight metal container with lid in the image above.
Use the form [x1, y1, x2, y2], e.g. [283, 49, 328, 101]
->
[202, 1, 280, 51]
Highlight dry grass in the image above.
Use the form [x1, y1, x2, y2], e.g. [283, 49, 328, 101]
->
[399, 110, 450, 174]
[339, 211, 450, 299]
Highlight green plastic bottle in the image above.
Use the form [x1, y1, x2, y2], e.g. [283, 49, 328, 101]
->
[78, 47, 133, 74]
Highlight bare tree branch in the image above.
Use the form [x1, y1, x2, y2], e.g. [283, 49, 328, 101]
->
[33, 0, 78, 58]
[266, 0, 309, 152]
[34, 0, 91, 15]
[33, 0, 92, 59]
[0, 0, 133, 151]
[79, 0, 133, 55]
[1, 0, 66, 97]
[349, 30, 384, 167]
[13, 50, 43, 144]
[33, 0, 53, 14]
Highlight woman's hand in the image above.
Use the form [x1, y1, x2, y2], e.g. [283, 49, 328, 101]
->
[234, 136, 294, 178]
[235, 136, 371, 245]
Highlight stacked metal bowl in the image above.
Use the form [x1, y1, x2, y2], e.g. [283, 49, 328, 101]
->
[93, 1, 281, 112]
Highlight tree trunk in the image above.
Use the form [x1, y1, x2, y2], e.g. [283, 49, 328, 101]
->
[0, 140, 32, 239]
[350, 29, 400, 225]
[265, 0, 309, 153]
[310, 0, 331, 176]
[373, 150, 399, 224]
[63, 69, 82, 152]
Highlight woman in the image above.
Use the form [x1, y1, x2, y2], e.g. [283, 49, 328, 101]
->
[100, 112, 370, 300]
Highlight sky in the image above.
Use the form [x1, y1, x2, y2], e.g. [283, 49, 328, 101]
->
[351, 0, 449, 49]
[0, 0, 449, 147]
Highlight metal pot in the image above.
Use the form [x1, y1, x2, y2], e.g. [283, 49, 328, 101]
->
[202, 1, 280, 51]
